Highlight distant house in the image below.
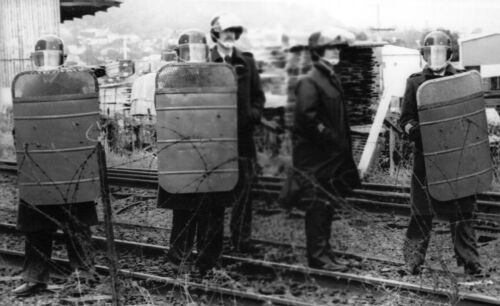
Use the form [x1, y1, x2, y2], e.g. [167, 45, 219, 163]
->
[381, 45, 421, 97]
[130, 72, 156, 118]
[380, 45, 422, 113]
[459, 33, 500, 109]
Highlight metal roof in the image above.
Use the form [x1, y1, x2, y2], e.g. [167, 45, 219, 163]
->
[459, 32, 500, 43]
[60, 0, 121, 22]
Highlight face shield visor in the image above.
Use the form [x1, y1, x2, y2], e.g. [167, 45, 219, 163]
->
[178, 43, 208, 63]
[31, 50, 64, 70]
[422, 45, 449, 71]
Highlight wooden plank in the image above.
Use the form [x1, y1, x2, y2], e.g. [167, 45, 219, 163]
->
[357, 90, 392, 178]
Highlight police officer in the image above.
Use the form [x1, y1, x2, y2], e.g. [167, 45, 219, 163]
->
[209, 13, 266, 253]
[293, 28, 360, 270]
[400, 30, 484, 276]
[157, 30, 226, 275]
[12, 35, 98, 297]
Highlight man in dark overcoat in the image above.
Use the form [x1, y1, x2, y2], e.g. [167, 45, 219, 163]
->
[293, 28, 360, 270]
[209, 13, 266, 253]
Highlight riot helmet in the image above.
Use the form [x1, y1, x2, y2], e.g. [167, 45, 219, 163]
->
[31, 34, 66, 70]
[308, 27, 354, 64]
[177, 30, 209, 63]
[420, 31, 452, 72]
[210, 13, 244, 50]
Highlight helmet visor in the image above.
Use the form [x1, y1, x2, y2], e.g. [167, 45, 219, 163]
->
[179, 44, 208, 63]
[422, 45, 448, 70]
[31, 50, 63, 69]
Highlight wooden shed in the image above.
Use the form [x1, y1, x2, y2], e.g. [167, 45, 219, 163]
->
[0, 0, 120, 111]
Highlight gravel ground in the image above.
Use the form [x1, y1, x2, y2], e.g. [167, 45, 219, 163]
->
[0, 173, 499, 305]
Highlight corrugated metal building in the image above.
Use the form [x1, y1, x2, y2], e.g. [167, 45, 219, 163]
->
[0, 0, 120, 112]
[459, 33, 500, 109]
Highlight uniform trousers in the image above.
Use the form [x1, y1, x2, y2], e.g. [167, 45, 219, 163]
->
[17, 201, 97, 284]
[403, 152, 481, 271]
[167, 200, 225, 273]
[229, 157, 257, 250]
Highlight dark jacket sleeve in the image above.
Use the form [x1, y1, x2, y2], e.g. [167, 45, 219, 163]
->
[400, 78, 418, 128]
[400, 77, 420, 136]
[295, 77, 342, 148]
[248, 56, 266, 124]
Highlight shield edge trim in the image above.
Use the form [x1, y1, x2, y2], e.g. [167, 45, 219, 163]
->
[11, 69, 99, 99]
[415, 70, 482, 108]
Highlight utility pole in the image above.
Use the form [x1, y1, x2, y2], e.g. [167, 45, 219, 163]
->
[122, 36, 128, 60]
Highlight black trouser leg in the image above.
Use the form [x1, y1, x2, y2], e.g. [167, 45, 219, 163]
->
[403, 214, 433, 271]
[168, 209, 196, 265]
[448, 211, 481, 270]
[305, 200, 334, 267]
[230, 158, 254, 250]
[22, 231, 54, 284]
[63, 223, 94, 272]
[196, 202, 225, 273]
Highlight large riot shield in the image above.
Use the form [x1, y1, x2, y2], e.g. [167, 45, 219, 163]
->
[12, 68, 101, 205]
[417, 71, 493, 201]
[155, 63, 238, 194]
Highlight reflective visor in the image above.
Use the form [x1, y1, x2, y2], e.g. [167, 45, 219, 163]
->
[422, 45, 448, 70]
[31, 50, 63, 68]
[178, 44, 208, 63]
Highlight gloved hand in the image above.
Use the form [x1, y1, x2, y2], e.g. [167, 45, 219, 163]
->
[250, 108, 261, 124]
[405, 123, 421, 142]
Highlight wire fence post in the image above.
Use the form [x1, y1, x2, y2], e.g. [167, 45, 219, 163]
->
[97, 142, 121, 306]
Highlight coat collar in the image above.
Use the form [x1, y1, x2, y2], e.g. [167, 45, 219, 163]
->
[422, 63, 457, 77]
[210, 47, 246, 65]
[311, 61, 343, 94]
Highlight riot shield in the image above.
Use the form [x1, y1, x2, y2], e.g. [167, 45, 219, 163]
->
[155, 63, 238, 194]
[417, 71, 493, 201]
[12, 68, 101, 205]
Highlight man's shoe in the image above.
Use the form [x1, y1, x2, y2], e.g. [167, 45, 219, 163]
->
[465, 263, 490, 278]
[12, 282, 47, 297]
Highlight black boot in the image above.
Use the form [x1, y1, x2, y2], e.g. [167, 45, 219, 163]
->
[403, 215, 433, 275]
[305, 205, 347, 272]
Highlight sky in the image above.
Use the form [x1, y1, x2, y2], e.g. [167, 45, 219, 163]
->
[133, 0, 500, 33]
[65, 0, 500, 38]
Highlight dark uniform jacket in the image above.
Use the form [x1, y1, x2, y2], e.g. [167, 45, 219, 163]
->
[399, 64, 475, 215]
[210, 47, 266, 158]
[292, 61, 360, 195]
[400, 64, 459, 151]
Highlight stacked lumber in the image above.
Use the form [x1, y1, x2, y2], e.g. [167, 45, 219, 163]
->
[336, 47, 382, 125]
[284, 46, 382, 127]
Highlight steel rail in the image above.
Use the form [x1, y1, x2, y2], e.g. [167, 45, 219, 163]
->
[2, 158, 500, 201]
[101, 220, 498, 269]
[2, 159, 500, 226]
[0, 223, 497, 306]
[0, 248, 312, 306]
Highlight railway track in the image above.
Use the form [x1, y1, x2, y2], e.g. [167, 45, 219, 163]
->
[0, 249, 313, 306]
[0, 222, 498, 306]
[2, 159, 500, 226]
